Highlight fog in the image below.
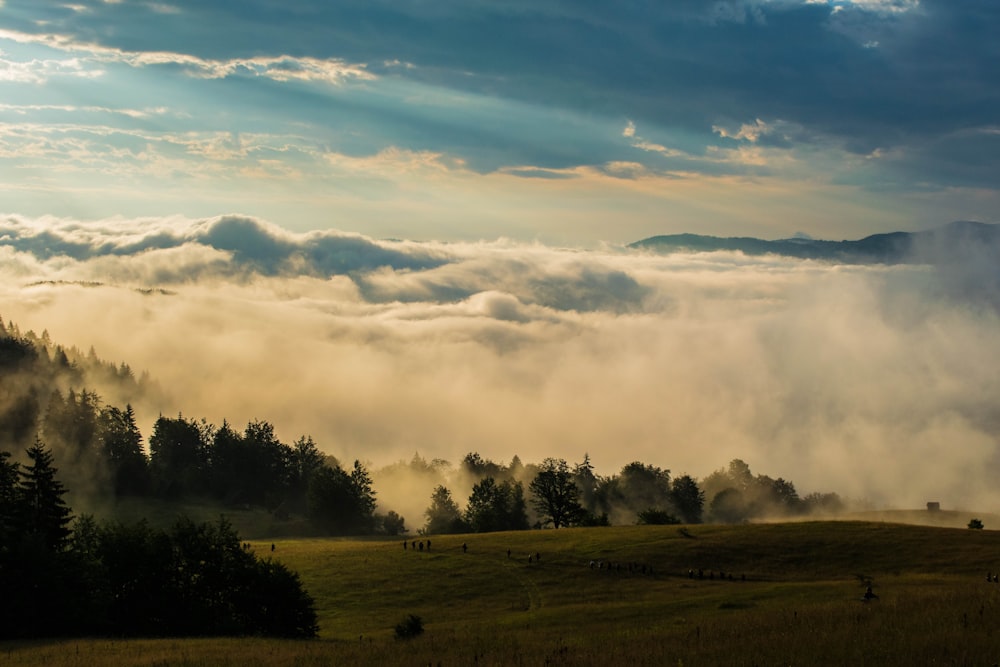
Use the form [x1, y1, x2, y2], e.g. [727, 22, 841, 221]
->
[2, 214, 999, 523]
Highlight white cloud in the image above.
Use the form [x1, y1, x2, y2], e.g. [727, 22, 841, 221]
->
[0, 28, 374, 86]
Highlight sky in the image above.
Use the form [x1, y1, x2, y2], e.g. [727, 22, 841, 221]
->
[0, 0, 997, 244]
[1, 2, 999, 516]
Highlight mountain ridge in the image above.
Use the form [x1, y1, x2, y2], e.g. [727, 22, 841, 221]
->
[629, 220, 1000, 264]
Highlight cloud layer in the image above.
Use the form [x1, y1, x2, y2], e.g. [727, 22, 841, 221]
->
[2, 214, 999, 515]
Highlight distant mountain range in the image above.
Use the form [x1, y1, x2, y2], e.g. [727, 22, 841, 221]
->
[629, 220, 1000, 264]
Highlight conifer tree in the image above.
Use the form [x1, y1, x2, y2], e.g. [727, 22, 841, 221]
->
[19, 437, 73, 550]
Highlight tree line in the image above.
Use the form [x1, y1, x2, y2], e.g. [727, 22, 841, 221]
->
[0, 440, 317, 639]
[1, 320, 846, 541]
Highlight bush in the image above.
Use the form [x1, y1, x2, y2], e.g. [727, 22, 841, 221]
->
[968, 518, 985, 530]
[637, 508, 681, 525]
[394, 614, 424, 639]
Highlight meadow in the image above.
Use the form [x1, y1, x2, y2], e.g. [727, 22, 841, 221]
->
[4, 521, 1000, 666]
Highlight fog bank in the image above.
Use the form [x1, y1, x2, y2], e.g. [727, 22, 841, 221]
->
[2, 214, 999, 515]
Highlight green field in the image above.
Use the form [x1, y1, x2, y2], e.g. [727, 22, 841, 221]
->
[4, 521, 1000, 665]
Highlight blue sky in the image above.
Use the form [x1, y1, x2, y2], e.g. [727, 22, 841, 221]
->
[1, 0, 997, 244]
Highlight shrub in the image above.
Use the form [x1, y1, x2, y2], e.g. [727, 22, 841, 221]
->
[394, 614, 424, 639]
[968, 518, 985, 530]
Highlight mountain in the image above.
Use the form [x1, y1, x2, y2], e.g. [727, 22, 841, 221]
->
[629, 221, 1000, 264]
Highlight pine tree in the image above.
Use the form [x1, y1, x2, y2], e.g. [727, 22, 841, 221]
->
[19, 437, 73, 550]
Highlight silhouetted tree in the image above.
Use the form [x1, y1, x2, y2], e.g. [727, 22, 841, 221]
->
[465, 477, 528, 533]
[306, 461, 376, 535]
[97, 404, 149, 496]
[670, 474, 705, 523]
[573, 453, 600, 515]
[461, 451, 503, 479]
[709, 487, 747, 524]
[424, 485, 467, 534]
[18, 438, 73, 550]
[149, 414, 211, 497]
[380, 510, 406, 535]
[529, 458, 584, 528]
[288, 435, 325, 512]
[349, 459, 377, 532]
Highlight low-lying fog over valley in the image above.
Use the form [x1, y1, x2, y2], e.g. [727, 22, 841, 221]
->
[2, 214, 999, 523]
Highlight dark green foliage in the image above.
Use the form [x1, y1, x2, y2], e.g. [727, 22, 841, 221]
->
[91, 516, 318, 637]
[307, 460, 377, 535]
[529, 458, 584, 528]
[424, 485, 468, 534]
[670, 474, 705, 523]
[149, 414, 210, 497]
[394, 614, 424, 639]
[465, 477, 529, 533]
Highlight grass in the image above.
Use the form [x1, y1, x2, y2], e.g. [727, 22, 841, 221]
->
[5, 521, 1000, 665]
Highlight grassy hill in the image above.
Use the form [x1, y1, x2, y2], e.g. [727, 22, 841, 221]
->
[6, 521, 1000, 665]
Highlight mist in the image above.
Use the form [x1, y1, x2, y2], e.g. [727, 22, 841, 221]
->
[2, 214, 999, 524]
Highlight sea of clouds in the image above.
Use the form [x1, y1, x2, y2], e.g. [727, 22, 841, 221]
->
[2, 213, 999, 513]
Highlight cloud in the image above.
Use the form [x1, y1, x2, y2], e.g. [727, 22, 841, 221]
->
[2, 214, 1000, 515]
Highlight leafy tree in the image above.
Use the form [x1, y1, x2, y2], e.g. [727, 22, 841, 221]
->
[709, 487, 747, 524]
[529, 458, 584, 528]
[424, 485, 467, 534]
[670, 474, 705, 524]
[380, 510, 406, 536]
[802, 491, 844, 514]
[465, 477, 529, 533]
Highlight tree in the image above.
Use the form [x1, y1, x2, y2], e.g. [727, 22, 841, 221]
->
[380, 510, 406, 536]
[465, 477, 528, 533]
[529, 458, 584, 529]
[307, 464, 358, 534]
[288, 436, 325, 512]
[97, 404, 149, 496]
[573, 453, 600, 515]
[424, 485, 467, 534]
[461, 452, 503, 479]
[18, 438, 73, 550]
[0, 450, 19, 544]
[709, 487, 747, 524]
[307, 461, 376, 535]
[149, 414, 210, 497]
[670, 474, 705, 524]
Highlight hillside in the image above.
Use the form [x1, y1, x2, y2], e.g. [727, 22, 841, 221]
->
[6, 521, 1000, 666]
